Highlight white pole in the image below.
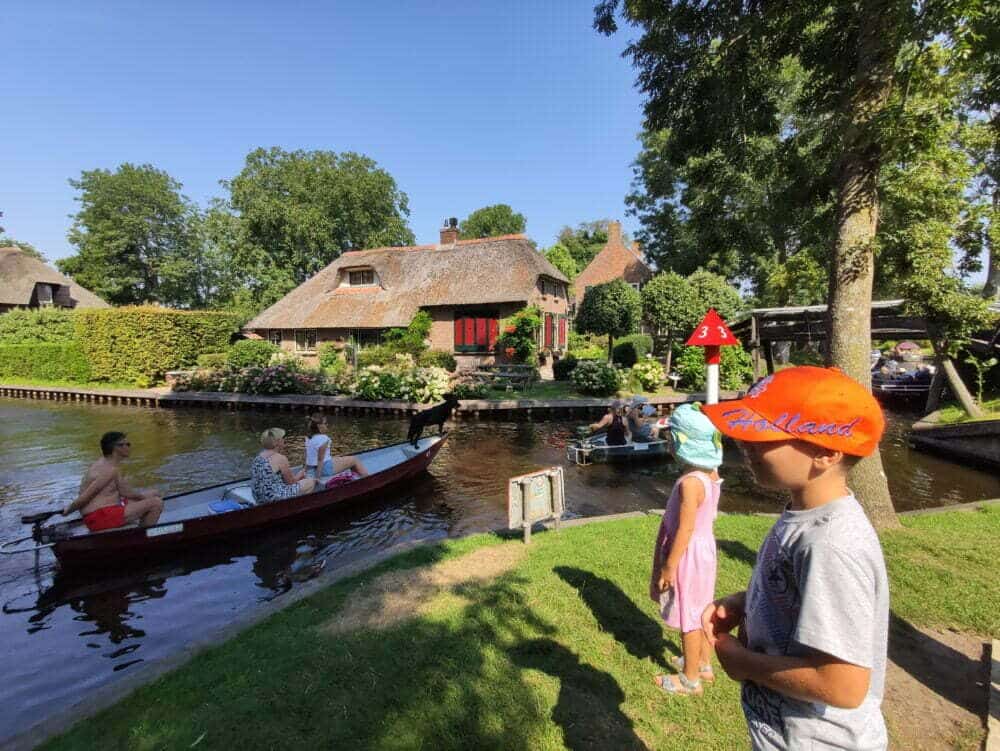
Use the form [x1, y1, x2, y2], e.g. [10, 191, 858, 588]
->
[706, 363, 720, 405]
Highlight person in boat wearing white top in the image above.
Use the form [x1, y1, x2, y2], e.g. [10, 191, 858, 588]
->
[304, 414, 370, 479]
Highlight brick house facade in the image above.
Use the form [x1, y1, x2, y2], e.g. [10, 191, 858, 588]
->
[245, 227, 570, 370]
[573, 221, 653, 312]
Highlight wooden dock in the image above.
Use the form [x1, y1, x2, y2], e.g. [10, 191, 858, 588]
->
[0, 383, 741, 418]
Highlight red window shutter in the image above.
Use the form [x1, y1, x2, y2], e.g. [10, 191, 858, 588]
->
[559, 316, 567, 348]
[488, 318, 499, 349]
[475, 317, 488, 347]
[464, 318, 475, 348]
[454, 318, 464, 348]
[544, 313, 554, 348]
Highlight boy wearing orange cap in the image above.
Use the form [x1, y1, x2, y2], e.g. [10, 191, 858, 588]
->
[700, 366, 889, 750]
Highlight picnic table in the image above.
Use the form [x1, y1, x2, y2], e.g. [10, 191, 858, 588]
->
[468, 364, 538, 392]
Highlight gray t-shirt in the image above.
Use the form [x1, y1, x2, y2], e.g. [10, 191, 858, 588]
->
[742, 495, 889, 750]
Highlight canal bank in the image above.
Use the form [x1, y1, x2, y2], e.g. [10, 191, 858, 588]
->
[0, 382, 741, 417]
[20, 507, 1000, 751]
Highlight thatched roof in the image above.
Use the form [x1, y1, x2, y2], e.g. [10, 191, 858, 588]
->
[247, 235, 568, 330]
[0, 247, 109, 308]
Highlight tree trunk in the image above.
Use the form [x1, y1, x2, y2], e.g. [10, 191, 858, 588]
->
[825, 0, 904, 530]
[608, 335, 614, 363]
[940, 356, 984, 418]
[984, 186, 999, 300]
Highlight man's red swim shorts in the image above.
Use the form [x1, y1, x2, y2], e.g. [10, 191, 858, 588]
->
[83, 501, 127, 532]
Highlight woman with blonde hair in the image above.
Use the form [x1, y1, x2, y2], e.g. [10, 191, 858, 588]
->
[250, 428, 316, 503]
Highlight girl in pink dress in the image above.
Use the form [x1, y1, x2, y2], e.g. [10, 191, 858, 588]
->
[650, 403, 724, 696]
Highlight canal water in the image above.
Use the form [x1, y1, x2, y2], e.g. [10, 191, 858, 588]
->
[0, 397, 996, 742]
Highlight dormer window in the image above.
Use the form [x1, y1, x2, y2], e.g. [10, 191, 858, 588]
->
[347, 269, 376, 287]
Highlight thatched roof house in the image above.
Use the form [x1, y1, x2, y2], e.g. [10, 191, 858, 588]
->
[574, 221, 653, 309]
[0, 246, 109, 312]
[245, 225, 570, 368]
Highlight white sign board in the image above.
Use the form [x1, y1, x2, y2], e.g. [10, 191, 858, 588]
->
[507, 467, 565, 543]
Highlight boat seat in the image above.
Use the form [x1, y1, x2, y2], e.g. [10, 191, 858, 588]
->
[226, 485, 256, 505]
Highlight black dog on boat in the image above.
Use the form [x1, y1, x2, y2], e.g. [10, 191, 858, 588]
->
[408, 393, 460, 447]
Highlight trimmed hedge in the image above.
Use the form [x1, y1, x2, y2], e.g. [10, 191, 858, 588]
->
[553, 354, 578, 380]
[196, 352, 229, 369]
[612, 334, 653, 367]
[227, 340, 279, 369]
[0, 343, 92, 382]
[75, 307, 240, 385]
[0, 309, 77, 345]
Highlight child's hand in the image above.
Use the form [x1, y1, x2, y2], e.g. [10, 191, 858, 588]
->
[657, 563, 677, 594]
[702, 591, 746, 646]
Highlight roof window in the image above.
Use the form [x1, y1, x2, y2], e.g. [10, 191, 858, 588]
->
[347, 269, 376, 287]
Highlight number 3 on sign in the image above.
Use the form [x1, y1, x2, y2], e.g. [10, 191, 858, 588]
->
[697, 326, 729, 340]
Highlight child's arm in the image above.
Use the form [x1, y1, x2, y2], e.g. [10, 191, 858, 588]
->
[655, 475, 705, 591]
[714, 635, 870, 709]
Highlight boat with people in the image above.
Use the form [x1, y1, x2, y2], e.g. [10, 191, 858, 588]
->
[6, 434, 448, 567]
[566, 396, 672, 465]
[566, 432, 672, 465]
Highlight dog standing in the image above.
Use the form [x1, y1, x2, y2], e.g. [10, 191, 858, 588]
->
[407, 393, 460, 447]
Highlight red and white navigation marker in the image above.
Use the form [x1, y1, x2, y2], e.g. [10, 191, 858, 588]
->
[685, 309, 739, 405]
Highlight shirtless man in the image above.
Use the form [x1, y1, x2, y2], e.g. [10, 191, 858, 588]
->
[62, 431, 164, 532]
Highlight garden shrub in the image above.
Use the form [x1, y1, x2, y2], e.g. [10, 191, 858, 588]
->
[631, 358, 665, 391]
[228, 339, 279, 370]
[417, 349, 457, 372]
[571, 359, 623, 396]
[74, 307, 240, 384]
[383, 311, 432, 355]
[0, 343, 91, 382]
[612, 334, 653, 367]
[196, 352, 228, 369]
[451, 381, 491, 399]
[497, 306, 541, 364]
[553, 354, 578, 380]
[0, 309, 77, 344]
[238, 364, 320, 395]
[352, 366, 403, 401]
[356, 344, 398, 368]
[317, 342, 343, 369]
[673, 344, 754, 391]
[400, 367, 450, 403]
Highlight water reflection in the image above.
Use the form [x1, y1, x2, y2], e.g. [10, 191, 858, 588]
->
[0, 397, 996, 743]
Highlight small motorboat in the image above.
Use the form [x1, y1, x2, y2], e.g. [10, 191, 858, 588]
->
[566, 433, 672, 465]
[6, 435, 447, 568]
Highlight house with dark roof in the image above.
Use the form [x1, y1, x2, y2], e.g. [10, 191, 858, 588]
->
[245, 223, 570, 369]
[0, 246, 109, 313]
[573, 221, 653, 311]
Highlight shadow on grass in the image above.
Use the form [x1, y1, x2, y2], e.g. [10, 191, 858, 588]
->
[554, 566, 677, 668]
[887, 611, 987, 717]
[510, 639, 648, 751]
[716, 539, 758, 567]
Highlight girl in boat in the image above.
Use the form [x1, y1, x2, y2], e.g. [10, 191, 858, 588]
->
[251, 428, 316, 503]
[303, 414, 370, 480]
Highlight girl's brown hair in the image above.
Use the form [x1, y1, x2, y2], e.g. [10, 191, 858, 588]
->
[306, 413, 326, 437]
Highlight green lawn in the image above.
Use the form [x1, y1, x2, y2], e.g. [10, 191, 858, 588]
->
[0, 376, 143, 390]
[934, 398, 1000, 424]
[43, 507, 1000, 751]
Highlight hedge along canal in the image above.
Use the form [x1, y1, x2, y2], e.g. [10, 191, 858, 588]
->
[0, 396, 997, 745]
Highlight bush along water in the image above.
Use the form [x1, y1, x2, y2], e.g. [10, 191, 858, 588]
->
[228, 339, 280, 369]
[673, 344, 754, 391]
[0, 343, 92, 382]
[630, 357, 665, 391]
[612, 334, 653, 367]
[571, 359, 624, 396]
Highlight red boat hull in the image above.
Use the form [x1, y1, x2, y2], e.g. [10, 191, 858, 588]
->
[46, 437, 446, 567]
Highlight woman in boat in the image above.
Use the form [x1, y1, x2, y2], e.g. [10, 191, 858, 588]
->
[251, 428, 316, 503]
[589, 400, 630, 446]
[626, 401, 656, 443]
[304, 414, 370, 479]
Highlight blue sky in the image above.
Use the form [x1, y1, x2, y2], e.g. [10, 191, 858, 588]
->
[0, 1, 645, 261]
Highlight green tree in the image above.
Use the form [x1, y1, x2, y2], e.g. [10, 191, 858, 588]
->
[575, 279, 642, 362]
[595, 0, 990, 529]
[640, 271, 698, 341]
[0, 235, 45, 261]
[458, 204, 526, 239]
[57, 164, 202, 307]
[222, 147, 414, 308]
[556, 221, 615, 270]
[686, 270, 743, 322]
[544, 243, 578, 281]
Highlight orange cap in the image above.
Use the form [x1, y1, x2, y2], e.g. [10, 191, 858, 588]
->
[701, 366, 885, 457]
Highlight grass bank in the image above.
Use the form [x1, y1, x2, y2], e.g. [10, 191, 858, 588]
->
[935, 397, 1000, 424]
[44, 508, 999, 751]
[0, 377, 144, 391]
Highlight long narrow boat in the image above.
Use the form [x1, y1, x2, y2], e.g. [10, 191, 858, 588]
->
[22, 434, 447, 567]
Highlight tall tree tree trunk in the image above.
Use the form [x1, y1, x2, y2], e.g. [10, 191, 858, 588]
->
[825, 0, 903, 530]
[608, 335, 615, 363]
[923, 365, 946, 415]
[984, 186, 999, 300]
[934, 347, 985, 418]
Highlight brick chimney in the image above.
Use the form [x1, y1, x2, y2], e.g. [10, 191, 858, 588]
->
[607, 220, 622, 246]
[439, 217, 459, 246]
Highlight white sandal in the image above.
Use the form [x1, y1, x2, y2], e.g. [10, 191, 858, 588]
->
[654, 672, 703, 696]
[671, 655, 715, 683]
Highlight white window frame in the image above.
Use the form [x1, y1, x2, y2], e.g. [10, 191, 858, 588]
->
[294, 329, 317, 352]
[347, 268, 376, 287]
